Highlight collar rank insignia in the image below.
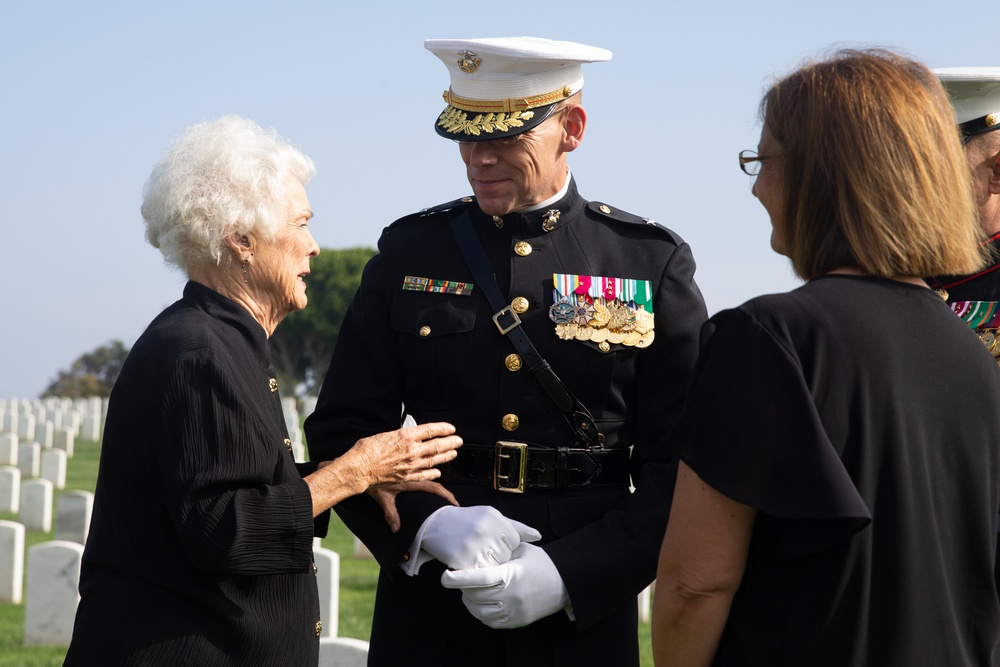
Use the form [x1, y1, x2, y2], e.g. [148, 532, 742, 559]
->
[548, 274, 654, 351]
[402, 276, 474, 296]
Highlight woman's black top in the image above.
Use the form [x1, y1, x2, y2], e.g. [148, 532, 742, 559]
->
[673, 275, 1000, 666]
[65, 281, 326, 667]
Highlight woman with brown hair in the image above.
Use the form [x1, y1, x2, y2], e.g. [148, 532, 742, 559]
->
[652, 50, 1000, 666]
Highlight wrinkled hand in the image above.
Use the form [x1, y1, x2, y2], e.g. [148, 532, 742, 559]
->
[440, 542, 568, 629]
[350, 422, 462, 488]
[419, 505, 541, 570]
[367, 481, 458, 533]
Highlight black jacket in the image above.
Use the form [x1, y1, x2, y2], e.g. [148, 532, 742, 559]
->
[66, 282, 326, 667]
[305, 179, 707, 666]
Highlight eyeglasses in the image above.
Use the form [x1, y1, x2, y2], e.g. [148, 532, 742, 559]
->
[455, 106, 569, 148]
[738, 149, 782, 176]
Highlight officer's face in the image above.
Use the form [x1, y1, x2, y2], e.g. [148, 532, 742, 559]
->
[751, 125, 787, 255]
[458, 109, 572, 216]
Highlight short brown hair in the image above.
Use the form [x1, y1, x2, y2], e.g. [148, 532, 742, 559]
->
[762, 49, 987, 280]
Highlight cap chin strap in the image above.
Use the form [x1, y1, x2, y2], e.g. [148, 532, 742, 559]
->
[960, 112, 1000, 143]
[442, 85, 573, 114]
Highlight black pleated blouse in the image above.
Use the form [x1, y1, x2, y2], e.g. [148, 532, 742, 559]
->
[673, 275, 1000, 666]
[65, 281, 327, 667]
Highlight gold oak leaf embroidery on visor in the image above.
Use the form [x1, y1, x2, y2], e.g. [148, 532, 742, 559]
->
[437, 108, 536, 136]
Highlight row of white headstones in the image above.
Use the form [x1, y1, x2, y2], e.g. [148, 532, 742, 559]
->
[0, 395, 370, 666]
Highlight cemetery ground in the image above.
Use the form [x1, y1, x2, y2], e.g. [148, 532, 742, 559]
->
[1, 436, 656, 667]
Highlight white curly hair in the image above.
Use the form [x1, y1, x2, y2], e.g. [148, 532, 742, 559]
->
[141, 115, 316, 272]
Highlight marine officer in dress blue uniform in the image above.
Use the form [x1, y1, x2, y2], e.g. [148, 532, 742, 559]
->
[305, 36, 707, 667]
[931, 68, 1000, 596]
[929, 68, 1000, 342]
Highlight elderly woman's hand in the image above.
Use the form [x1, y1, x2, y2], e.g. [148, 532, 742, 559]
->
[367, 481, 459, 533]
[305, 422, 462, 517]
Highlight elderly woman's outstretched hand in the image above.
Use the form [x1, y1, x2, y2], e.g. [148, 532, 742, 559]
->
[307, 422, 461, 518]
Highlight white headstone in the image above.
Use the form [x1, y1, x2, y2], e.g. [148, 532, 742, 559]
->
[2, 410, 18, 437]
[638, 583, 653, 623]
[301, 395, 318, 418]
[353, 536, 374, 559]
[0, 520, 25, 603]
[24, 540, 84, 646]
[53, 428, 74, 458]
[34, 420, 54, 449]
[0, 433, 17, 466]
[63, 411, 80, 437]
[55, 490, 94, 545]
[318, 637, 370, 667]
[314, 544, 340, 638]
[0, 466, 20, 513]
[18, 442, 41, 479]
[16, 412, 36, 442]
[50, 407, 63, 430]
[20, 478, 53, 532]
[79, 414, 100, 442]
[41, 449, 67, 490]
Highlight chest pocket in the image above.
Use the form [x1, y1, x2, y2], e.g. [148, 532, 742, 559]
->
[391, 292, 481, 410]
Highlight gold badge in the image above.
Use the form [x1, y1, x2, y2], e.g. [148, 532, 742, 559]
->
[268, 378, 278, 393]
[457, 50, 481, 73]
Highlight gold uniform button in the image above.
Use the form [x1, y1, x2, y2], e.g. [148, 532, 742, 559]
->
[419, 325, 431, 337]
[315, 621, 323, 637]
[599, 204, 611, 214]
[599, 341, 611, 352]
[312, 561, 318, 575]
[402, 550, 411, 562]
[504, 354, 523, 372]
[514, 241, 533, 257]
[511, 297, 529, 313]
[501, 413, 520, 431]
[461, 197, 473, 203]
[284, 438, 293, 454]
[268, 378, 278, 393]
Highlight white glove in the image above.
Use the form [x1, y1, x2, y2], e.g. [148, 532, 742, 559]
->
[440, 542, 569, 629]
[408, 505, 541, 574]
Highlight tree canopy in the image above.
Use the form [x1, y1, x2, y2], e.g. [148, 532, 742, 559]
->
[43, 339, 129, 398]
[269, 246, 377, 395]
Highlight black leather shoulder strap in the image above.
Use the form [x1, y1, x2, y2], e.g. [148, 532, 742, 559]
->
[450, 211, 603, 449]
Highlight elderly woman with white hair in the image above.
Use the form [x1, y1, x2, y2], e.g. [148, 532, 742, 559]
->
[64, 115, 462, 666]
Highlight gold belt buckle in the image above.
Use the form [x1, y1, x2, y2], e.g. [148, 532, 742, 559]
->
[494, 441, 528, 493]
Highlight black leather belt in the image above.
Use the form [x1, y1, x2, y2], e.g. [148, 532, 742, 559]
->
[439, 442, 631, 493]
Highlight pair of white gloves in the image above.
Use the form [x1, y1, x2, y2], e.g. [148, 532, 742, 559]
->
[404, 505, 570, 629]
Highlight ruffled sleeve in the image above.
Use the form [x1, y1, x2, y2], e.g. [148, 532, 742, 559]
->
[672, 307, 871, 559]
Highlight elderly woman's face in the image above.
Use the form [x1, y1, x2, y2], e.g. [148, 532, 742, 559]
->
[251, 175, 320, 319]
[751, 125, 787, 255]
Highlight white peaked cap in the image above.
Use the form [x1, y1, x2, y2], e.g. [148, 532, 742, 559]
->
[425, 36, 612, 141]
[934, 67, 1000, 140]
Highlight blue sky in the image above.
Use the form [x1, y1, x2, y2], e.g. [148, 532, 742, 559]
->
[0, 0, 991, 398]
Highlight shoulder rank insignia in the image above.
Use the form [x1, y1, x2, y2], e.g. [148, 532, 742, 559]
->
[548, 274, 654, 351]
[402, 276, 474, 296]
[951, 300, 1000, 364]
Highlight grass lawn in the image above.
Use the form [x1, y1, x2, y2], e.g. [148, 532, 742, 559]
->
[0, 437, 654, 666]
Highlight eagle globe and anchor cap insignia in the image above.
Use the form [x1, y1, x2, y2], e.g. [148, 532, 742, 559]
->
[457, 50, 481, 73]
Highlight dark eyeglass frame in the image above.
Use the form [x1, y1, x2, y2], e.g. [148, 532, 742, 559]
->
[738, 149, 781, 176]
[454, 105, 570, 148]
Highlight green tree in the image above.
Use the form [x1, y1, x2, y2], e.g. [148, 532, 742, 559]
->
[270, 246, 377, 395]
[43, 339, 129, 398]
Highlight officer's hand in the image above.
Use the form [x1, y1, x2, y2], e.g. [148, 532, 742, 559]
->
[440, 542, 568, 629]
[417, 505, 541, 570]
